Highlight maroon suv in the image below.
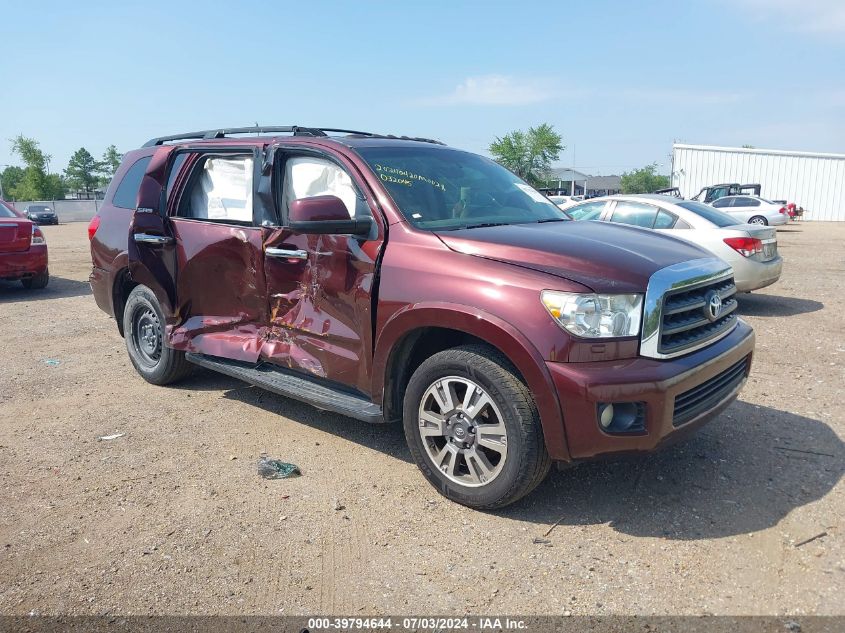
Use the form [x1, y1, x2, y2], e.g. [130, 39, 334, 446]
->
[89, 126, 754, 508]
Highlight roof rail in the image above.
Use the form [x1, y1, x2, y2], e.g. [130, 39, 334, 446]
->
[142, 126, 445, 148]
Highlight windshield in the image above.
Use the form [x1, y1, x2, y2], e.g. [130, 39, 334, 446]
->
[676, 201, 739, 227]
[0, 201, 18, 218]
[354, 146, 568, 230]
[29, 205, 51, 212]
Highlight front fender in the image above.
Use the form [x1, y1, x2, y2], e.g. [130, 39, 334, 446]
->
[373, 302, 571, 461]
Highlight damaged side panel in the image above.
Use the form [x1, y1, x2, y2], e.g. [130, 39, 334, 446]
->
[261, 227, 378, 395]
[166, 221, 269, 363]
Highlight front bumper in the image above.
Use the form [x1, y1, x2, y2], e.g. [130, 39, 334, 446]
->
[0, 245, 48, 280]
[547, 319, 755, 459]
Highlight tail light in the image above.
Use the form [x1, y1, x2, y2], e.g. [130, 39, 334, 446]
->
[724, 236, 762, 257]
[88, 215, 101, 240]
[31, 225, 46, 245]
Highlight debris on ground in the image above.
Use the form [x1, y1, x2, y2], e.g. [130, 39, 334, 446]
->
[542, 516, 565, 537]
[334, 499, 346, 511]
[97, 433, 124, 441]
[794, 531, 828, 548]
[42, 359, 61, 367]
[257, 456, 302, 479]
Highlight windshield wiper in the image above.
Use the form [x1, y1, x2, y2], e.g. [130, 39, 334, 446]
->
[536, 217, 571, 223]
[460, 222, 511, 229]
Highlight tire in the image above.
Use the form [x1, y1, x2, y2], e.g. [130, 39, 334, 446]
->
[749, 215, 768, 225]
[123, 285, 193, 385]
[21, 269, 49, 289]
[403, 344, 551, 509]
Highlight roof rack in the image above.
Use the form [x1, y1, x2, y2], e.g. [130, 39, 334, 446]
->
[142, 126, 444, 148]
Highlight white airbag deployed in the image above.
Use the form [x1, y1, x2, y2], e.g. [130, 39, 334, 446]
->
[285, 157, 357, 217]
[190, 157, 254, 222]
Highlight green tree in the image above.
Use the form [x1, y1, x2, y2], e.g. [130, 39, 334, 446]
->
[10, 135, 52, 200]
[620, 163, 670, 194]
[1, 165, 24, 200]
[44, 173, 68, 200]
[98, 144, 122, 187]
[489, 123, 564, 187]
[65, 147, 101, 195]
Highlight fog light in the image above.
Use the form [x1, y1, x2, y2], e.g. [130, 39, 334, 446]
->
[597, 402, 646, 434]
[599, 403, 614, 429]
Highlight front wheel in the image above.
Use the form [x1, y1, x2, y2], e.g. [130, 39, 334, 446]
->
[403, 344, 551, 509]
[749, 215, 768, 225]
[123, 285, 192, 385]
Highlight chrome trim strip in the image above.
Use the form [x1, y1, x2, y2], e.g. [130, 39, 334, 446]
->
[640, 258, 735, 360]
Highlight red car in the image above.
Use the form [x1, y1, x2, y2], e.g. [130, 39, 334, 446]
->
[89, 126, 754, 508]
[0, 199, 49, 289]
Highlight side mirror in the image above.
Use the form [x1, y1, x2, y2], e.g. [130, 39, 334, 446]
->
[288, 195, 372, 236]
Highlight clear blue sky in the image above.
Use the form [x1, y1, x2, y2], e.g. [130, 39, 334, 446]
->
[1, 0, 842, 176]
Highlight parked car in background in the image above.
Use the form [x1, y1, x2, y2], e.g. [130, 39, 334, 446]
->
[547, 194, 583, 210]
[24, 204, 59, 225]
[710, 195, 789, 226]
[0, 200, 49, 289]
[691, 183, 761, 203]
[566, 195, 782, 292]
[88, 125, 755, 509]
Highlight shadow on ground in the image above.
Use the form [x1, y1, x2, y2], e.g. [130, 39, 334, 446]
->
[502, 401, 843, 540]
[209, 367, 843, 540]
[0, 276, 91, 303]
[215, 371, 412, 463]
[736, 293, 823, 317]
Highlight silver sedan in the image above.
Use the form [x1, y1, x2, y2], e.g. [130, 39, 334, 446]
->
[565, 195, 783, 292]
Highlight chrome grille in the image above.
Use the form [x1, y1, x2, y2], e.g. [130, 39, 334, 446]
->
[659, 277, 737, 355]
[640, 258, 738, 360]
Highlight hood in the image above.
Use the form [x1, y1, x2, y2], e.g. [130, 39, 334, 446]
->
[435, 221, 713, 293]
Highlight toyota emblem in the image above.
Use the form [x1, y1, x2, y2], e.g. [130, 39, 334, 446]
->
[705, 291, 723, 321]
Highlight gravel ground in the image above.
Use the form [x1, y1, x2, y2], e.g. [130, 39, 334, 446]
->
[0, 222, 842, 617]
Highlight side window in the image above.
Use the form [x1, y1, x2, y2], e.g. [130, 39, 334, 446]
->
[712, 197, 732, 208]
[178, 155, 254, 223]
[653, 209, 677, 229]
[112, 156, 152, 209]
[610, 201, 658, 228]
[745, 198, 761, 207]
[568, 200, 605, 220]
[284, 156, 362, 219]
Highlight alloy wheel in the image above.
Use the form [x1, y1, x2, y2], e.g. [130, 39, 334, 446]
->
[417, 376, 508, 487]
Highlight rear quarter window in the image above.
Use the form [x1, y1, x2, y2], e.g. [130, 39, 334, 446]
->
[112, 156, 152, 209]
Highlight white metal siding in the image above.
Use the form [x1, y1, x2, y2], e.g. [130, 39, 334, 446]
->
[672, 144, 845, 221]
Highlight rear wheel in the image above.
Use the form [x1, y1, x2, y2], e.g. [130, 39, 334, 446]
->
[21, 269, 49, 289]
[123, 285, 192, 385]
[403, 344, 551, 509]
[749, 215, 768, 225]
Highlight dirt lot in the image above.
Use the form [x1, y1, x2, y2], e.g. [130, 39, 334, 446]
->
[0, 221, 843, 617]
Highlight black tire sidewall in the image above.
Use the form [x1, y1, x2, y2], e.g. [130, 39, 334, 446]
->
[22, 269, 49, 289]
[123, 286, 175, 384]
[403, 350, 534, 509]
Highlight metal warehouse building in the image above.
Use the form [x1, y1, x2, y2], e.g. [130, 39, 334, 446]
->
[671, 143, 845, 221]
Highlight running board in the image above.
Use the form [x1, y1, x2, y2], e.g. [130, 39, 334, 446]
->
[185, 353, 384, 423]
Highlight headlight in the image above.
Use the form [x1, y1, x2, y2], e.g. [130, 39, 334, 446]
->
[541, 291, 643, 338]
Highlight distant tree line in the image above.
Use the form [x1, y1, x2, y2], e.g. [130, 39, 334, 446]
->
[488, 124, 670, 195]
[1, 135, 122, 201]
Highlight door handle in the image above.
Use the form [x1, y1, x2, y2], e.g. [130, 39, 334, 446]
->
[266, 247, 308, 260]
[133, 233, 174, 245]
